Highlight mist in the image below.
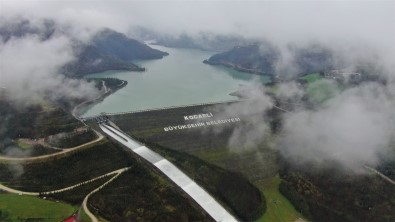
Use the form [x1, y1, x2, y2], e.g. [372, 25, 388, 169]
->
[1, 0, 394, 172]
[1, 0, 393, 72]
[1, 1, 394, 46]
[0, 30, 98, 107]
[205, 83, 274, 151]
[280, 82, 395, 171]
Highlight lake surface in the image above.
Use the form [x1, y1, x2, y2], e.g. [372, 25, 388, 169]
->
[82, 44, 270, 117]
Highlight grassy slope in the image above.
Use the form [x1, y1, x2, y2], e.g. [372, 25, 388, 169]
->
[301, 73, 322, 83]
[0, 193, 76, 222]
[15, 140, 33, 150]
[255, 176, 305, 222]
[109, 102, 279, 180]
[139, 140, 266, 221]
[196, 147, 304, 222]
[110, 104, 303, 221]
[307, 79, 341, 104]
[301, 73, 342, 104]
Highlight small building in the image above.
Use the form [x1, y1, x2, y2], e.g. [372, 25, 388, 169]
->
[324, 70, 362, 84]
[63, 209, 80, 222]
[63, 215, 77, 222]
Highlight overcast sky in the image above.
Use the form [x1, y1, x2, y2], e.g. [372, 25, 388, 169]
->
[1, 0, 394, 48]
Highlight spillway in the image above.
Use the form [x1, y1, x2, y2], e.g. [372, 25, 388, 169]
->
[99, 123, 238, 222]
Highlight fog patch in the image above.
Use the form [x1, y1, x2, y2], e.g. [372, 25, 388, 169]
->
[46, 132, 68, 146]
[279, 83, 395, 172]
[275, 81, 305, 102]
[2, 146, 29, 178]
[273, 44, 300, 78]
[3, 145, 33, 158]
[206, 84, 274, 151]
[7, 163, 24, 179]
[0, 34, 99, 107]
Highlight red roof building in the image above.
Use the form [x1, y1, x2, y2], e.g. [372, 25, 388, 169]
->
[63, 206, 81, 222]
[63, 215, 77, 222]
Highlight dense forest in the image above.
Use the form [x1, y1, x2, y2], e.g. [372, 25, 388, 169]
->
[279, 159, 395, 222]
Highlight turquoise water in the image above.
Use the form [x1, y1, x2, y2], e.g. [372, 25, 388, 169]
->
[82, 45, 270, 116]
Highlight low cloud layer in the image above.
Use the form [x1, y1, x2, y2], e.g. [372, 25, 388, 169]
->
[1, 1, 393, 79]
[275, 81, 305, 102]
[0, 33, 98, 106]
[0, 0, 393, 173]
[279, 82, 395, 171]
[1, 1, 394, 47]
[206, 84, 274, 151]
[214, 79, 395, 172]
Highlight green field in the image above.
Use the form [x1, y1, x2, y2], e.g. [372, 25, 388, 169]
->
[255, 176, 305, 222]
[307, 79, 341, 104]
[300, 73, 342, 104]
[301, 73, 323, 83]
[0, 193, 77, 222]
[15, 140, 33, 150]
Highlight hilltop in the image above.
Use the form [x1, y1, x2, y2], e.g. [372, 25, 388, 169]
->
[128, 27, 254, 52]
[204, 42, 338, 77]
[0, 19, 169, 76]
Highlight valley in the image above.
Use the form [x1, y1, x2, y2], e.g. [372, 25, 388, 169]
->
[0, 3, 394, 221]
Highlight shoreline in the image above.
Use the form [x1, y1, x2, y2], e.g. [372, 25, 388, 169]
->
[72, 79, 127, 118]
[203, 59, 272, 76]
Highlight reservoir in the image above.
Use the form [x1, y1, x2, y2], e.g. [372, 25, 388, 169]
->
[82, 44, 270, 116]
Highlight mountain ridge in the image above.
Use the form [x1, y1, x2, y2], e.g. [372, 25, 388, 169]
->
[0, 19, 169, 77]
[204, 42, 338, 77]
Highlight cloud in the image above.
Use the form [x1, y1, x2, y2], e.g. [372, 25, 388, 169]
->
[0, 33, 98, 106]
[1, 1, 393, 74]
[7, 163, 24, 179]
[1, 0, 393, 44]
[0, 0, 394, 174]
[206, 83, 274, 151]
[279, 82, 395, 171]
[275, 81, 305, 101]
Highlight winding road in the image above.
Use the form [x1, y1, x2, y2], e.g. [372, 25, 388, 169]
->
[0, 131, 104, 162]
[365, 166, 395, 185]
[0, 167, 130, 222]
[82, 167, 130, 222]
